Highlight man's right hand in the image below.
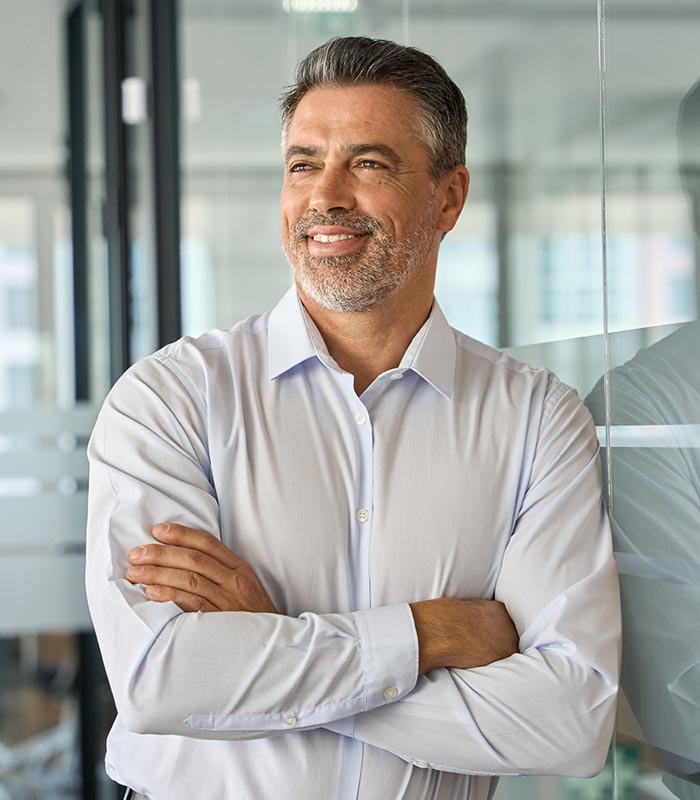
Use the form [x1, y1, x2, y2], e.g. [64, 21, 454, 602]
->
[126, 523, 278, 614]
[410, 598, 520, 675]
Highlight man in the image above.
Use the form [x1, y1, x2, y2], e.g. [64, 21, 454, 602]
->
[86, 37, 621, 800]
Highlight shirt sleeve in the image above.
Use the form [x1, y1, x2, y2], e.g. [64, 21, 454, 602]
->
[326, 385, 621, 778]
[85, 355, 418, 740]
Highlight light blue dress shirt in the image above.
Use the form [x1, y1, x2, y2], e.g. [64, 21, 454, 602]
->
[86, 287, 621, 800]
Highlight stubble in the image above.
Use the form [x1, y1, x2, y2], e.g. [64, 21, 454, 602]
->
[283, 204, 438, 313]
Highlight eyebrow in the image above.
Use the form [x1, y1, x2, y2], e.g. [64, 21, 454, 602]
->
[284, 145, 320, 161]
[284, 142, 404, 168]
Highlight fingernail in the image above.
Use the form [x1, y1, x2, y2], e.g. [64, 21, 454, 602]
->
[126, 565, 143, 578]
[153, 523, 171, 536]
[130, 546, 146, 561]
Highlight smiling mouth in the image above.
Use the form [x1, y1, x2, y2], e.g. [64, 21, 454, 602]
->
[305, 229, 369, 257]
[311, 232, 361, 243]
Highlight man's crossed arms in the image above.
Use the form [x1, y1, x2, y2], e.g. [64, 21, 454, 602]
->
[125, 523, 520, 676]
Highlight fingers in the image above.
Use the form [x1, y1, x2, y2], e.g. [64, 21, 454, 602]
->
[126, 523, 274, 614]
[150, 523, 247, 570]
[143, 584, 219, 613]
[128, 541, 231, 585]
[126, 563, 225, 607]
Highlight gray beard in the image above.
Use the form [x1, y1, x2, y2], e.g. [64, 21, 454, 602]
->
[284, 213, 437, 313]
[294, 245, 410, 313]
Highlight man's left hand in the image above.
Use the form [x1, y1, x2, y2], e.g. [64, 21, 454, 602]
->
[125, 523, 278, 614]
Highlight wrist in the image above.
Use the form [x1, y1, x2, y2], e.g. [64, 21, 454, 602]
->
[410, 598, 454, 674]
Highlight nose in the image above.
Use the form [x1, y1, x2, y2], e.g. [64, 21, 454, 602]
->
[309, 164, 356, 214]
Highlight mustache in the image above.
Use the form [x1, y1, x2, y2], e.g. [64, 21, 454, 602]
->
[293, 211, 382, 239]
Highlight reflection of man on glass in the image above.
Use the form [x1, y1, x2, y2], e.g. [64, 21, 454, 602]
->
[585, 79, 700, 799]
[86, 37, 620, 800]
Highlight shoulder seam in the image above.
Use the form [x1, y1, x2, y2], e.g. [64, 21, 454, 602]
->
[453, 331, 550, 378]
[538, 383, 582, 454]
[162, 319, 270, 358]
[149, 354, 208, 419]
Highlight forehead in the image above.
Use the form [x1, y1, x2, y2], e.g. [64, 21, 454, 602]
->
[286, 84, 426, 152]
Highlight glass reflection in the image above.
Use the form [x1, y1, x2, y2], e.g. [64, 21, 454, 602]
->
[586, 78, 700, 800]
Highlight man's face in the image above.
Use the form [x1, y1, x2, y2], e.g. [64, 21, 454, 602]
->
[280, 84, 443, 313]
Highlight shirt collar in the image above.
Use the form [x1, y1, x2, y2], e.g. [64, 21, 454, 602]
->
[268, 286, 318, 380]
[268, 286, 456, 399]
[402, 300, 456, 400]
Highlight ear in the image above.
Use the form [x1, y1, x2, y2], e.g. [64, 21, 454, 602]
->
[436, 166, 470, 234]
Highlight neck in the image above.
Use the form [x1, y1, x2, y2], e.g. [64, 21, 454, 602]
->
[297, 278, 434, 395]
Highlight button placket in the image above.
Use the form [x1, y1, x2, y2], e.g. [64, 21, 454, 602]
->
[343, 388, 374, 613]
[350, 403, 372, 525]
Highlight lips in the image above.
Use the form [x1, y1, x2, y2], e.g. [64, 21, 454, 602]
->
[292, 214, 378, 258]
[306, 228, 368, 256]
[311, 232, 361, 243]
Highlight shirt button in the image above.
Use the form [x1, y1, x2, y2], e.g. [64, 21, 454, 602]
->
[354, 411, 367, 425]
[415, 760, 429, 769]
[390, 371, 404, 380]
[356, 508, 370, 523]
[383, 686, 398, 700]
[283, 715, 297, 727]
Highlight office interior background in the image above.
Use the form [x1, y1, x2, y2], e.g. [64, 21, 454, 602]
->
[0, 0, 698, 798]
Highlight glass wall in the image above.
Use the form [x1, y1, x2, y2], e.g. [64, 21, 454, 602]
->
[0, 2, 113, 799]
[0, 3, 77, 792]
[178, 1, 700, 799]
[588, 1, 700, 799]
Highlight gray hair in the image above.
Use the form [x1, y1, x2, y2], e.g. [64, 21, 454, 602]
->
[280, 37, 467, 179]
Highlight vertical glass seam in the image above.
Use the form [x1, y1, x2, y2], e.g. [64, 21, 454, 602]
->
[597, 7, 617, 800]
[597, 0, 613, 519]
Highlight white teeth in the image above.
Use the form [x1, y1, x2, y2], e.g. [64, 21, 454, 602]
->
[311, 233, 358, 243]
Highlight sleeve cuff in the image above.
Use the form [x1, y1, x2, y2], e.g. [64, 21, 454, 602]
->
[352, 603, 419, 711]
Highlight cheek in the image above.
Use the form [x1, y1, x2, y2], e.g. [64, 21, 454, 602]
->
[359, 184, 424, 226]
[281, 191, 306, 233]
[280, 209, 296, 242]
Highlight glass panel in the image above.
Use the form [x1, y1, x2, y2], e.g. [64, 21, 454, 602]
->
[587, 1, 700, 799]
[0, 3, 112, 798]
[0, 1, 80, 792]
[179, 3, 612, 799]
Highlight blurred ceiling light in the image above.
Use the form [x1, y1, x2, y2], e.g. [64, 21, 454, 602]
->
[283, 0, 358, 12]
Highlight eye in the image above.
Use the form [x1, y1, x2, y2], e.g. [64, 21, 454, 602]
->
[357, 159, 385, 169]
[289, 162, 314, 173]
